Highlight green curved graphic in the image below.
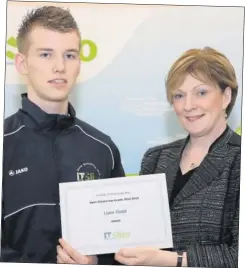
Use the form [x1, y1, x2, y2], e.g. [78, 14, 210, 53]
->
[6, 36, 17, 60]
[6, 36, 97, 62]
[80, 39, 97, 62]
[236, 124, 241, 136]
[126, 173, 138, 177]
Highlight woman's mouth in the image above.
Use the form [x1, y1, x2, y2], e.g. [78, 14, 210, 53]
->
[186, 114, 205, 122]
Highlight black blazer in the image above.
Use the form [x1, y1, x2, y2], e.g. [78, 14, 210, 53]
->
[140, 126, 240, 268]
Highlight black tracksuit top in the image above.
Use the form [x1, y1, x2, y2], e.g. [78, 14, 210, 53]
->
[1, 94, 125, 264]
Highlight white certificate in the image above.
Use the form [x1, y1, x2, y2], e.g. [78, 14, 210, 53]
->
[59, 174, 173, 256]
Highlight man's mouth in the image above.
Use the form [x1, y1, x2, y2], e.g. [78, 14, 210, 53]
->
[48, 79, 67, 84]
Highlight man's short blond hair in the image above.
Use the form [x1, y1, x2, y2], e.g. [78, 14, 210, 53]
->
[17, 6, 81, 54]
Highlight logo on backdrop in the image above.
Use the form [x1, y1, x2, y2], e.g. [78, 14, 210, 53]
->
[6, 36, 98, 64]
[76, 162, 101, 181]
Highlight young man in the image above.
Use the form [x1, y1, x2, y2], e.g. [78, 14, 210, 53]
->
[1, 6, 124, 264]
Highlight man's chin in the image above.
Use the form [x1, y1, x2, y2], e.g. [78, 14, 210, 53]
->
[42, 92, 71, 103]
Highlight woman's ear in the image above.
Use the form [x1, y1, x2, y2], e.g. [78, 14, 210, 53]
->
[222, 86, 232, 111]
[15, 53, 28, 75]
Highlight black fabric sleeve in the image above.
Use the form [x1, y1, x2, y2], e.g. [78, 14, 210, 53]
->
[0, 204, 29, 262]
[109, 139, 125, 178]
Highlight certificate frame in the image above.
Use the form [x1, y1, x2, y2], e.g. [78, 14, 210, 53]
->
[59, 174, 173, 255]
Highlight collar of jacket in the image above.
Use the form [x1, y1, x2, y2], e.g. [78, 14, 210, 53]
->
[161, 125, 241, 207]
[163, 124, 240, 172]
[179, 124, 240, 155]
[19, 93, 76, 131]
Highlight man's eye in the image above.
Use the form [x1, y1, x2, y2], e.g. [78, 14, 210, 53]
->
[40, 53, 51, 58]
[65, 53, 76, 59]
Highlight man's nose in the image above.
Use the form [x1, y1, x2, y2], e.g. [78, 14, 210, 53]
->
[52, 56, 65, 73]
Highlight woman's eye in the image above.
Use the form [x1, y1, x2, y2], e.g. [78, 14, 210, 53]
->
[173, 93, 183, 99]
[198, 89, 208, 96]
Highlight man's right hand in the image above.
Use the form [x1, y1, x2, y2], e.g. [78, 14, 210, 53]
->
[57, 238, 98, 265]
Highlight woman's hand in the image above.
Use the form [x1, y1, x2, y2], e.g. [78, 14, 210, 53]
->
[115, 247, 186, 266]
[115, 247, 166, 266]
[57, 238, 98, 265]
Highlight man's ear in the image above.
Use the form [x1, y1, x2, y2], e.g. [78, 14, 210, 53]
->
[15, 52, 28, 75]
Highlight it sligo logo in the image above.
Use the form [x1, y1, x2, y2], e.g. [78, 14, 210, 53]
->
[104, 231, 131, 240]
[9, 167, 28, 176]
[77, 162, 101, 181]
[6, 36, 98, 63]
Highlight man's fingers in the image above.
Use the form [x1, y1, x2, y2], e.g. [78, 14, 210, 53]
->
[59, 239, 94, 264]
[57, 244, 76, 264]
[57, 255, 63, 264]
[59, 239, 79, 260]
[59, 239, 72, 251]
[59, 238, 67, 246]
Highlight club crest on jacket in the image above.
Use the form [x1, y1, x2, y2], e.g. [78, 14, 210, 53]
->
[76, 162, 101, 181]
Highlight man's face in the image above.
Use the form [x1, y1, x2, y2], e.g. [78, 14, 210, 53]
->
[16, 26, 81, 102]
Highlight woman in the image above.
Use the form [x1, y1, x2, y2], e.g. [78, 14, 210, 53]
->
[57, 47, 241, 267]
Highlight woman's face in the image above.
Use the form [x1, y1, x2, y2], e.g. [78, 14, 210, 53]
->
[172, 74, 231, 137]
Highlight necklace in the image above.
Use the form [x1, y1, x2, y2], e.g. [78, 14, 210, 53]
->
[190, 163, 196, 169]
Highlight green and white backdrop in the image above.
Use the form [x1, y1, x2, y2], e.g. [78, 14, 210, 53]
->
[5, 2, 243, 175]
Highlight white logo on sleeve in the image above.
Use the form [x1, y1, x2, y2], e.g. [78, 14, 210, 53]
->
[9, 167, 28, 176]
[77, 172, 85, 181]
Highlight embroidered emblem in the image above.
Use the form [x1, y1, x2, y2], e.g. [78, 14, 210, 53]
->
[76, 162, 101, 181]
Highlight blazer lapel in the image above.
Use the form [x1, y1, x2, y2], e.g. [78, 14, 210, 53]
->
[171, 127, 233, 207]
[155, 140, 186, 201]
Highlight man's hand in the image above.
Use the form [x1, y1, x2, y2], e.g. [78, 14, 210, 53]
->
[57, 238, 98, 264]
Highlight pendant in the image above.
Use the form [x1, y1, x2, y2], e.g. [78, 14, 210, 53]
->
[190, 163, 195, 169]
